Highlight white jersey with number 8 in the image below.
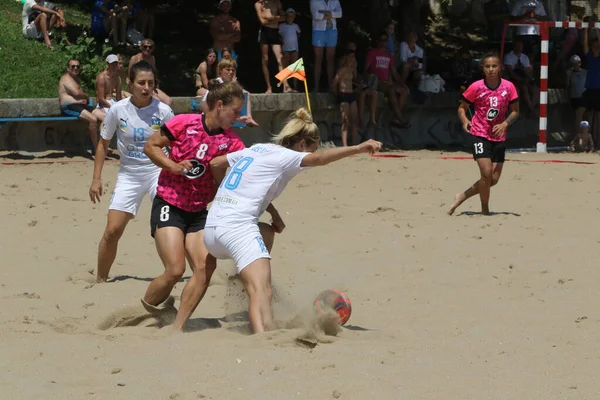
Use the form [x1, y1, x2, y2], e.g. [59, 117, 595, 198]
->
[206, 143, 311, 228]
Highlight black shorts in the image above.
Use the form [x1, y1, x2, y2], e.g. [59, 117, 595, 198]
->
[338, 92, 356, 104]
[60, 103, 95, 117]
[470, 135, 506, 163]
[582, 89, 600, 111]
[258, 26, 282, 45]
[150, 196, 208, 238]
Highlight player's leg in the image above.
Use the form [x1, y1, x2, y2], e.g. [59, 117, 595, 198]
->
[340, 102, 350, 147]
[173, 228, 216, 331]
[240, 257, 273, 333]
[96, 210, 132, 282]
[448, 138, 493, 215]
[143, 199, 187, 307]
[258, 222, 275, 252]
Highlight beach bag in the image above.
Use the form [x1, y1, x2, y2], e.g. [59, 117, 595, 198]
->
[419, 74, 445, 93]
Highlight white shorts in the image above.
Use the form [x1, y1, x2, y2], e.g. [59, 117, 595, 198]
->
[109, 168, 160, 216]
[204, 224, 271, 274]
[24, 23, 42, 40]
[97, 98, 116, 113]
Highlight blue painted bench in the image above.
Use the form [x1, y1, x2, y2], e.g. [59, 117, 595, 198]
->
[190, 92, 249, 128]
[0, 100, 95, 125]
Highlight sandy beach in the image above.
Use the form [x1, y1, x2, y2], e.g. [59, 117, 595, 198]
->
[1, 150, 600, 400]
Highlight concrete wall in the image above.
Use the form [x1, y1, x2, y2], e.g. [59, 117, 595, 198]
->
[0, 91, 573, 153]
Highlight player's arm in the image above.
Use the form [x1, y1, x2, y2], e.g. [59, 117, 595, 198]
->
[457, 100, 471, 130]
[144, 128, 190, 175]
[209, 155, 229, 186]
[505, 101, 520, 126]
[301, 140, 382, 167]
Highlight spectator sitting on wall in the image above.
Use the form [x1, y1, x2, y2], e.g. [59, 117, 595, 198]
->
[576, 27, 600, 146]
[133, 0, 155, 39]
[346, 41, 378, 129]
[569, 121, 594, 152]
[365, 32, 410, 129]
[510, 0, 547, 57]
[116, 54, 132, 98]
[221, 48, 238, 81]
[91, 0, 130, 47]
[128, 39, 172, 105]
[567, 55, 587, 136]
[58, 59, 104, 155]
[399, 31, 425, 87]
[210, 0, 241, 62]
[195, 48, 218, 98]
[385, 21, 400, 64]
[504, 38, 539, 118]
[279, 8, 301, 92]
[95, 54, 122, 122]
[22, 0, 67, 50]
[202, 59, 259, 127]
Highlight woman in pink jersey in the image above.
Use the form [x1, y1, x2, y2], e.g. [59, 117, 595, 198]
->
[448, 52, 520, 216]
[142, 80, 246, 331]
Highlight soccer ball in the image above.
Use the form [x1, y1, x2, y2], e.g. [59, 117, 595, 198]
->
[313, 289, 352, 325]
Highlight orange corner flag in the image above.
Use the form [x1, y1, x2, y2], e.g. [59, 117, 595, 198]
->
[275, 58, 306, 85]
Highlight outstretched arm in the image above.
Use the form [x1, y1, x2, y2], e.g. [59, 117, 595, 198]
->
[300, 140, 382, 167]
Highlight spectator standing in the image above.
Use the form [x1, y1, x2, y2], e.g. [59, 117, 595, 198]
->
[279, 8, 301, 92]
[332, 49, 360, 146]
[345, 41, 377, 129]
[567, 55, 587, 136]
[255, 0, 289, 93]
[576, 27, 600, 145]
[58, 60, 104, 154]
[128, 39, 173, 105]
[484, 0, 511, 42]
[210, 0, 241, 62]
[310, 0, 342, 92]
[22, 0, 66, 49]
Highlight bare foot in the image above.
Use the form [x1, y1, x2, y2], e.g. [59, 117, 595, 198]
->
[447, 193, 465, 215]
[265, 88, 272, 94]
[481, 205, 490, 216]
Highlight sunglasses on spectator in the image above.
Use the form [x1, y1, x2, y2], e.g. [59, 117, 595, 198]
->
[142, 45, 153, 49]
[69, 64, 81, 69]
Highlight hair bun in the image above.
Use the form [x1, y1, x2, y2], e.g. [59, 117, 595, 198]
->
[293, 108, 313, 124]
[207, 77, 224, 91]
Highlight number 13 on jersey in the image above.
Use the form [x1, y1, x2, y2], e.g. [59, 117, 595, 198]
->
[221, 156, 254, 190]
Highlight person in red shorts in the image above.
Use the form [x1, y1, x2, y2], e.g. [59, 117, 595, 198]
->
[448, 52, 520, 216]
[142, 80, 246, 331]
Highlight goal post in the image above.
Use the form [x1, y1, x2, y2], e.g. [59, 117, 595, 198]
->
[499, 21, 600, 152]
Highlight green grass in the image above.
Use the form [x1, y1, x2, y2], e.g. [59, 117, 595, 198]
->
[0, 0, 102, 98]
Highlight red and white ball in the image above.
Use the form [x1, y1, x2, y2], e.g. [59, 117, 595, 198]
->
[313, 289, 352, 325]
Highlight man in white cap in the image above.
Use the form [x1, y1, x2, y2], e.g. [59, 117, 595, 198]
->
[210, 0, 241, 62]
[95, 54, 122, 117]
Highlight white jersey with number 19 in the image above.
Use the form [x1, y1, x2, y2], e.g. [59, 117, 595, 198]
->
[206, 143, 311, 228]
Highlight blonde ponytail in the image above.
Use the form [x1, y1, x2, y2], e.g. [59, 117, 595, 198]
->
[272, 108, 320, 148]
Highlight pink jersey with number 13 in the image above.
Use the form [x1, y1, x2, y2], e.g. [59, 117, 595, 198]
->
[462, 78, 518, 142]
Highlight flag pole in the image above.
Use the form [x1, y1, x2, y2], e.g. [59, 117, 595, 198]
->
[302, 79, 311, 114]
